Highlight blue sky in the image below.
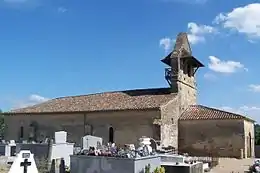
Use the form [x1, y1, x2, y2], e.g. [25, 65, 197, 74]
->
[0, 0, 260, 122]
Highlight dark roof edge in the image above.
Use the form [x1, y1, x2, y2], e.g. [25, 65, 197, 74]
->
[48, 87, 172, 100]
[3, 107, 160, 116]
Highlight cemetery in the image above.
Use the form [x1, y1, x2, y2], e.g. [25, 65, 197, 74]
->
[1, 32, 257, 173]
[0, 130, 218, 173]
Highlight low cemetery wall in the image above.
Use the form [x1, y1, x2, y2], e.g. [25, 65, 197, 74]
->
[70, 155, 161, 173]
[162, 162, 203, 173]
[16, 143, 49, 161]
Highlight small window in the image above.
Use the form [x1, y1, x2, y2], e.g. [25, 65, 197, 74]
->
[109, 127, 114, 143]
[20, 126, 24, 139]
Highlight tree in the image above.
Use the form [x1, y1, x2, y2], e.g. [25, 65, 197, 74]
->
[255, 124, 260, 145]
[0, 109, 5, 139]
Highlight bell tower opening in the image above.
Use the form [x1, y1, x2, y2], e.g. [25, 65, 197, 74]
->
[161, 32, 204, 108]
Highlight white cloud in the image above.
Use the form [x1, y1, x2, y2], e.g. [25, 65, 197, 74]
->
[29, 94, 49, 102]
[249, 84, 260, 92]
[159, 38, 175, 52]
[58, 7, 67, 13]
[203, 73, 217, 80]
[214, 3, 260, 39]
[187, 22, 216, 44]
[208, 56, 247, 73]
[187, 34, 205, 45]
[159, 22, 216, 51]
[220, 105, 260, 123]
[12, 94, 49, 109]
[221, 106, 260, 112]
[188, 22, 215, 35]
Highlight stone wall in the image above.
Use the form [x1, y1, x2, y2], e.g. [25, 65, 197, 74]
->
[4, 109, 160, 146]
[177, 70, 197, 113]
[160, 97, 179, 148]
[178, 119, 245, 158]
[5, 113, 85, 145]
[243, 120, 255, 158]
[83, 110, 160, 146]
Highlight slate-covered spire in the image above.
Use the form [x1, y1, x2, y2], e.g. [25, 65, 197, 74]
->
[161, 32, 192, 66]
[172, 32, 192, 57]
[161, 32, 204, 87]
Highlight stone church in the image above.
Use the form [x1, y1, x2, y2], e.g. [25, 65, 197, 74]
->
[3, 32, 255, 158]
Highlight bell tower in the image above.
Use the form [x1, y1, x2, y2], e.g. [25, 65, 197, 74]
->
[161, 32, 204, 111]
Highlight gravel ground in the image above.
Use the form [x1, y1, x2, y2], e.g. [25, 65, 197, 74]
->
[0, 165, 9, 173]
[209, 158, 254, 173]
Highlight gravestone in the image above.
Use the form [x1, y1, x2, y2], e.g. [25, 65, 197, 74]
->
[55, 131, 67, 144]
[8, 150, 38, 173]
[10, 140, 16, 156]
[4, 140, 17, 157]
[50, 131, 74, 168]
[82, 135, 103, 150]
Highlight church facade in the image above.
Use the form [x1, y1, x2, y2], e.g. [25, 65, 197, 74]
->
[4, 33, 255, 158]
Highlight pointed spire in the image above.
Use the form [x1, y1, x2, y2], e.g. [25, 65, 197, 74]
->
[161, 32, 192, 66]
[172, 32, 192, 57]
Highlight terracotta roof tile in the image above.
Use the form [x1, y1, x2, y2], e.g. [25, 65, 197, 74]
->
[180, 105, 254, 122]
[8, 88, 176, 114]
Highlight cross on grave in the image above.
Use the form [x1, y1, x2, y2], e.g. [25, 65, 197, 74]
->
[20, 159, 31, 173]
[8, 150, 38, 173]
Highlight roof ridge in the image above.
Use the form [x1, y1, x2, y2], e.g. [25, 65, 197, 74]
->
[52, 87, 171, 100]
[194, 104, 244, 117]
[8, 87, 175, 114]
[181, 104, 254, 122]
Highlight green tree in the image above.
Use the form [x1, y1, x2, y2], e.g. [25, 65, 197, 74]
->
[0, 109, 5, 139]
[255, 124, 260, 145]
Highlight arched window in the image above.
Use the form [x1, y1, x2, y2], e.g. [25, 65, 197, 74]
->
[109, 127, 114, 143]
[20, 126, 24, 139]
[187, 64, 193, 77]
[29, 122, 38, 142]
